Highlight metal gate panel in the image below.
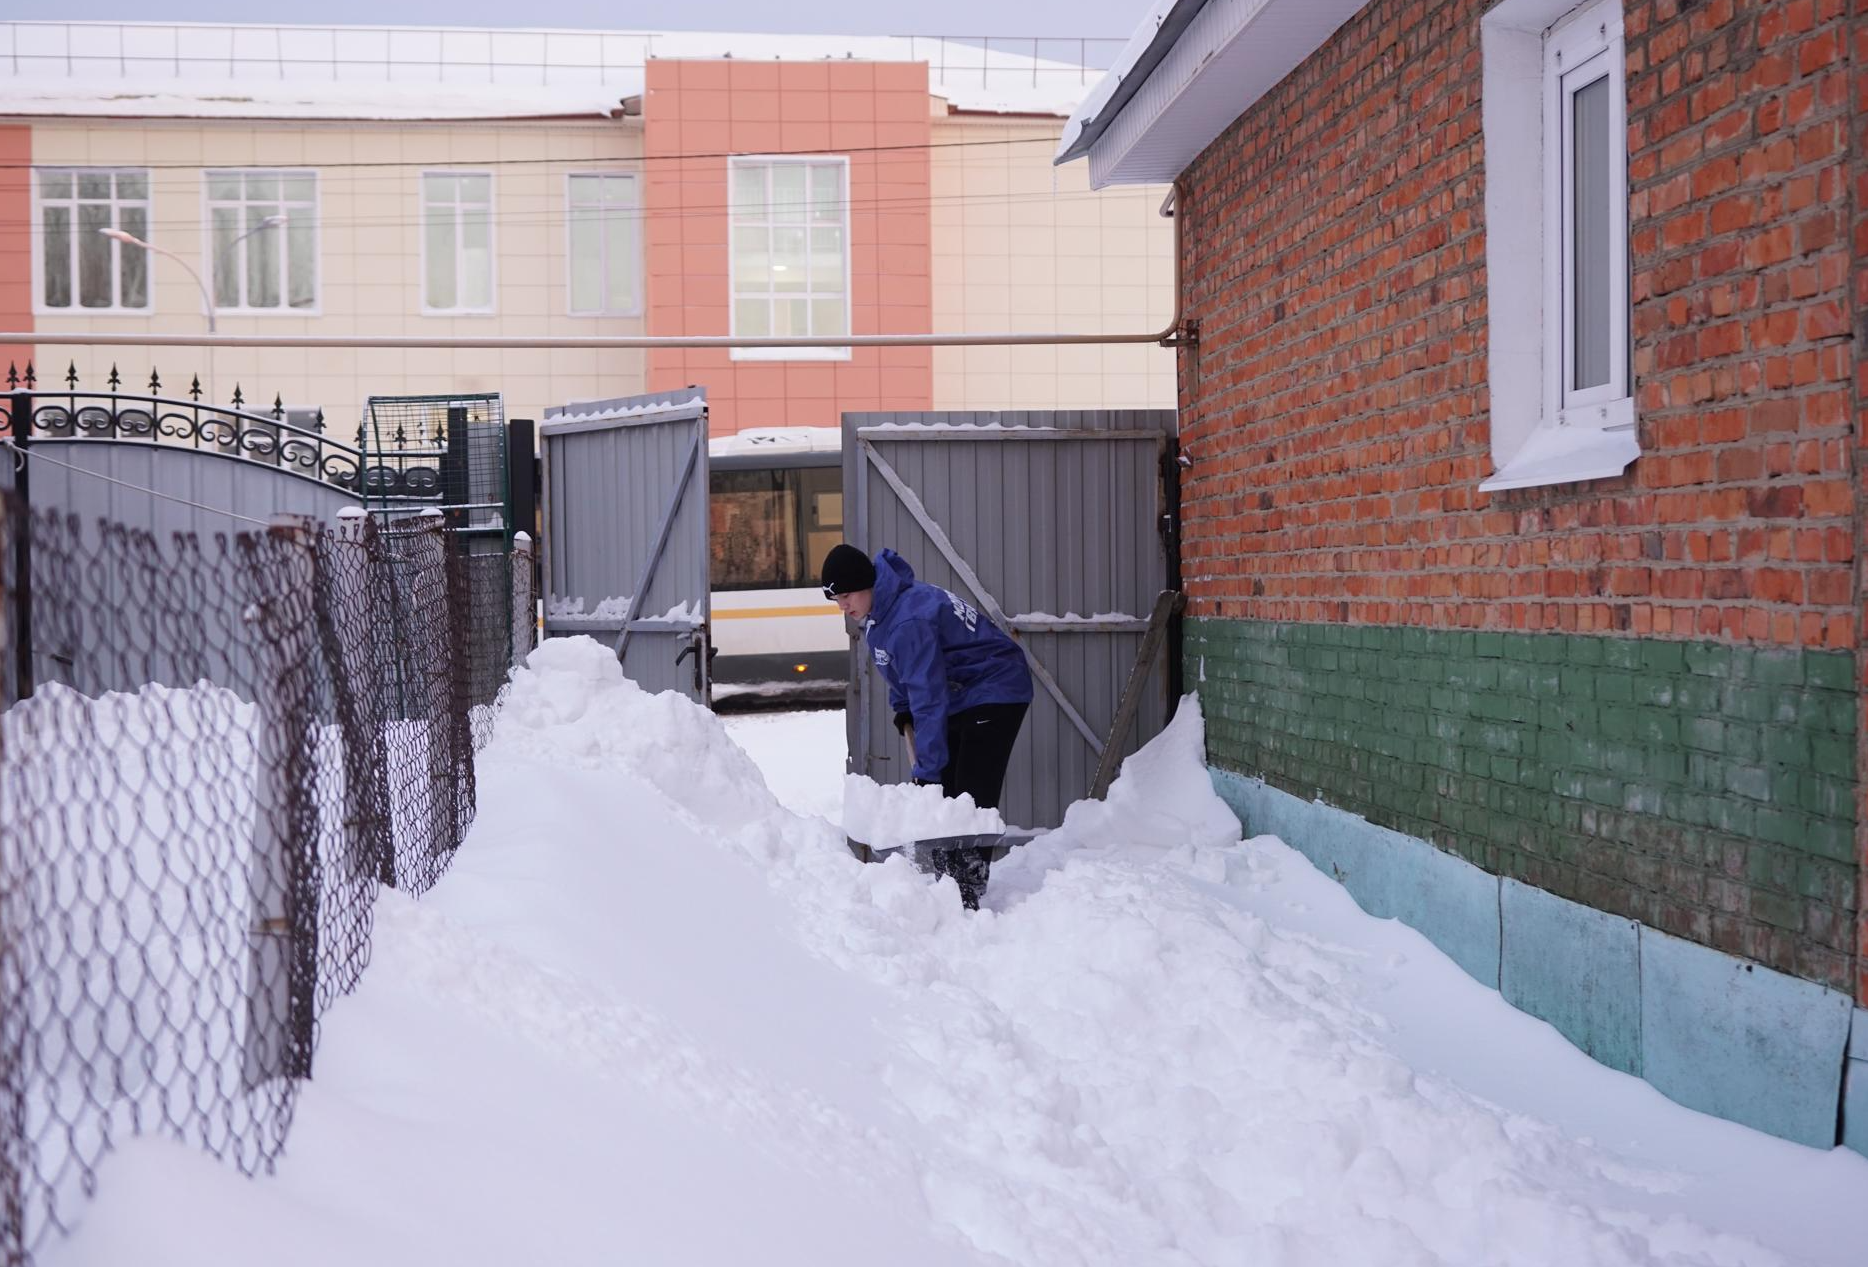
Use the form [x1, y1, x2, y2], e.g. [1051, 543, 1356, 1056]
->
[843, 410, 1178, 829]
[541, 390, 711, 702]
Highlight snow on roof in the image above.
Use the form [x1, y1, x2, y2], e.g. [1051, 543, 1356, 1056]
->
[0, 21, 1106, 121]
[708, 427, 842, 458]
[0, 81, 632, 122]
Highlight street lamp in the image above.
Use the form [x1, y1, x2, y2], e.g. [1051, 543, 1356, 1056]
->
[101, 216, 281, 407]
[101, 225, 215, 332]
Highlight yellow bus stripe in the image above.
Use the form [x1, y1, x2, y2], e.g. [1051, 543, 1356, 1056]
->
[713, 605, 837, 620]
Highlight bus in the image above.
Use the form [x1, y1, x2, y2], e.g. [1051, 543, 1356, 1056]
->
[708, 427, 847, 703]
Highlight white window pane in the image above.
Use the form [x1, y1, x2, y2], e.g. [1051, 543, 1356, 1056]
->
[569, 209, 601, 311]
[458, 174, 490, 205]
[811, 296, 846, 337]
[1571, 74, 1612, 393]
[40, 170, 72, 199]
[248, 207, 280, 307]
[771, 226, 806, 292]
[809, 226, 844, 292]
[732, 165, 766, 221]
[77, 201, 112, 308]
[119, 205, 148, 308]
[461, 208, 491, 308]
[41, 204, 70, 307]
[425, 210, 456, 310]
[601, 175, 633, 207]
[809, 164, 840, 223]
[568, 175, 598, 207]
[733, 225, 770, 288]
[283, 174, 314, 203]
[770, 165, 806, 222]
[207, 173, 241, 201]
[115, 170, 148, 200]
[605, 213, 634, 310]
[78, 172, 111, 200]
[287, 216, 316, 309]
[424, 173, 455, 205]
[734, 296, 771, 337]
[211, 207, 241, 307]
[245, 173, 279, 201]
[773, 297, 808, 336]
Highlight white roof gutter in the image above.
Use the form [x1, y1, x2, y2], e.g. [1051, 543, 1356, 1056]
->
[1057, 0, 1366, 189]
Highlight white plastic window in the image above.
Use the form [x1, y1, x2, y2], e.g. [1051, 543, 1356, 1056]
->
[1547, 5, 1630, 427]
[37, 168, 150, 312]
[206, 170, 318, 312]
[566, 174, 639, 316]
[1478, 0, 1637, 493]
[728, 157, 850, 360]
[422, 172, 495, 314]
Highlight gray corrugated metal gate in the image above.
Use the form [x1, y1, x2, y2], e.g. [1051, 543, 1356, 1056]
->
[843, 410, 1180, 829]
[540, 390, 712, 702]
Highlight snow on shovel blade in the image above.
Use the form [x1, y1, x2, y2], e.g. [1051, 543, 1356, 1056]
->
[845, 831, 1034, 867]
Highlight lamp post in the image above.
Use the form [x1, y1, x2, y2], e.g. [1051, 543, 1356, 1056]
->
[102, 216, 283, 408]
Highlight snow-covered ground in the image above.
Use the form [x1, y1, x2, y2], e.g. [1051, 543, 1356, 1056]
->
[40, 637, 1868, 1266]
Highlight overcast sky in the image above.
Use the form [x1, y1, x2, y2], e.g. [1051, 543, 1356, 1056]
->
[9, 0, 1147, 46]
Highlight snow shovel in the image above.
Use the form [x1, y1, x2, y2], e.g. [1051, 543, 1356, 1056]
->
[845, 831, 1035, 868]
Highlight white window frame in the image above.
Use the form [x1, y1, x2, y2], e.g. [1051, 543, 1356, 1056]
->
[201, 169, 321, 317]
[1546, 10, 1630, 427]
[1480, 0, 1637, 493]
[420, 169, 498, 317]
[32, 167, 153, 317]
[564, 172, 642, 317]
[727, 155, 852, 362]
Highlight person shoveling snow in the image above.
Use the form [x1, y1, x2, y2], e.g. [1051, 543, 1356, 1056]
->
[821, 544, 1033, 909]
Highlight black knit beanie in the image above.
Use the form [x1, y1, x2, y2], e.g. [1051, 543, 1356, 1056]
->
[820, 544, 877, 596]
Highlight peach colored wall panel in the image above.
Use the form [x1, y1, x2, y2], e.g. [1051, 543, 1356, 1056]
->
[644, 59, 933, 435]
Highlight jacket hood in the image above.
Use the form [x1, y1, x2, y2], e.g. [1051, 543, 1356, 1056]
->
[867, 549, 915, 626]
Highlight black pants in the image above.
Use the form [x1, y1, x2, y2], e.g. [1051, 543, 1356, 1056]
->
[928, 702, 1027, 909]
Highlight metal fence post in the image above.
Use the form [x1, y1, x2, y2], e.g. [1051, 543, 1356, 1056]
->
[240, 513, 319, 1088]
[7, 393, 31, 701]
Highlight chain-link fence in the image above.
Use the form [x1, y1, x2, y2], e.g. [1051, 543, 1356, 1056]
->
[0, 491, 536, 1267]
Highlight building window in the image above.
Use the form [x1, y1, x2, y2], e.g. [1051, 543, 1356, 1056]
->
[1479, 0, 1636, 492]
[1549, 6, 1629, 422]
[36, 168, 151, 313]
[422, 172, 494, 314]
[206, 170, 317, 312]
[566, 174, 640, 315]
[728, 157, 849, 361]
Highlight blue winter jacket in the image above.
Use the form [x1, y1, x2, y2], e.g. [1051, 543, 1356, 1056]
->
[862, 550, 1033, 781]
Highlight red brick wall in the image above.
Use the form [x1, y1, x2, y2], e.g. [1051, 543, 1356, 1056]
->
[642, 59, 934, 435]
[1178, 0, 1860, 653]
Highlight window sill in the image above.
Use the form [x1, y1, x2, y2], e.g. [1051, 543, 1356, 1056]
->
[729, 346, 853, 362]
[33, 307, 156, 319]
[1479, 422, 1639, 493]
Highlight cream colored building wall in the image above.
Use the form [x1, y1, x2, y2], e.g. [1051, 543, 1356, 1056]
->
[26, 117, 648, 431]
[928, 114, 1175, 413]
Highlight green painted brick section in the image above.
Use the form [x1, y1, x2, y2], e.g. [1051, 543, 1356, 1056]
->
[1188, 619, 1861, 993]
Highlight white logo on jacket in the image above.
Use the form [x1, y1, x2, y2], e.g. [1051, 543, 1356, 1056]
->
[945, 591, 980, 632]
[872, 647, 891, 667]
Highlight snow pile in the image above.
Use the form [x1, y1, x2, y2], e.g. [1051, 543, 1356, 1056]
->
[1045, 698, 1242, 852]
[487, 635, 776, 830]
[37, 634, 1867, 1267]
[842, 774, 1004, 849]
